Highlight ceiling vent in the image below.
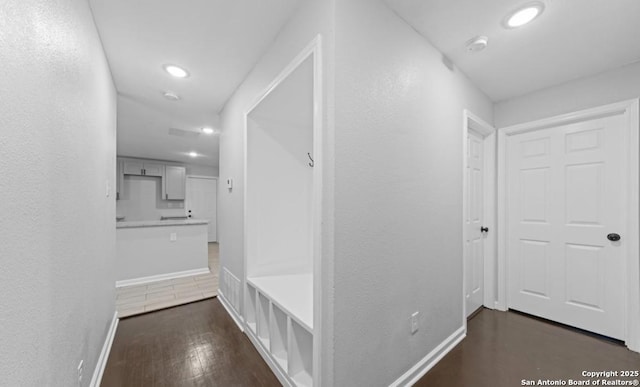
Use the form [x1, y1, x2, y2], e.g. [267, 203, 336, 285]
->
[168, 128, 200, 138]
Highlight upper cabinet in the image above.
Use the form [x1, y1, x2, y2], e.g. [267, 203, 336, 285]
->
[122, 160, 143, 175]
[117, 157, 186, 201]
[164, 165, 186, 200]
[123, 160, 164, 177]
[142, 162, 164, 177]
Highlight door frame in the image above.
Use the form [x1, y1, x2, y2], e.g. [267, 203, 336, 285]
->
[496, 99, 640, 352]
[185, 175, 218, 242]
[462, 110, 497, 327]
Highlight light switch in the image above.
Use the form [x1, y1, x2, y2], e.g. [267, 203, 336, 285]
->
[226, 178, 233, 190]
[170, 233, 177, 241]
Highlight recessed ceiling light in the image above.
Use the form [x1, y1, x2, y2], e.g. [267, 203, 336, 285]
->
[188, 151, 198, 158]
[504, 2, 544, 28]
[163, 91, 180, 101]
[163, 64, 189, 78]
[201, 127, 217, 135]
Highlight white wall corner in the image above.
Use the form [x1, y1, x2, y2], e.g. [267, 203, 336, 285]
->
[388, 326, 466, 387]
[89, 311, 119, 387]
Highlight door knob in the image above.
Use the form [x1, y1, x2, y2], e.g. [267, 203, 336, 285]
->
[607, 233, 621, 241]
[481, 226, 489, 233]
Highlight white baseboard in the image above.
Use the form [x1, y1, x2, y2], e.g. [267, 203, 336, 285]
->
[218, 289, 244, 332]
[90, 311, 119, 387]
[389, 326, 466, 387]
[116, 267, 210, 288]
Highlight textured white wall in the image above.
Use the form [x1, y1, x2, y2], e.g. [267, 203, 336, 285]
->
[332, 0, 492, 385]
[0, 0, 117, 385]
[495, 61, 640, 127]
[217, 0, 335, 382]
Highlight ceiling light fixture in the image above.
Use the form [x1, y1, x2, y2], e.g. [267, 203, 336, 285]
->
[504, 2, 544, 28]
[163, 91, 180, 101]
[188, 151, 198, 158]
[163, 64, 189, 78]
[201, 127, 217, 135]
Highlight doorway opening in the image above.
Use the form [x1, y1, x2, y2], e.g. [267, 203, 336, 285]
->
[462, 110, 497, 322]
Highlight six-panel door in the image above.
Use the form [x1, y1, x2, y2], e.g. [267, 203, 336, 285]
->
[507, 115, 626, 339]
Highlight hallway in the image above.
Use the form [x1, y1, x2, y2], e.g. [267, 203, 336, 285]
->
[102, 300, 640, 386]
[4, 0, 640, 385]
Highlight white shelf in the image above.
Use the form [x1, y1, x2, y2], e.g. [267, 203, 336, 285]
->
[292, 371, 313, 387]
[289, 319, 313, 387]
[270, 303, 289, 371]
[259, 337, 271, 349]
[273, 350, 288, 370]
[246, 284, 257, 334]
[248, 273, 313, 332]
[257, 293, 270, 343]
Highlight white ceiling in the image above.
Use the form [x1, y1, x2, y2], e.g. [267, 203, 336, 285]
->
[384, 0, 640, 101]
[89, 0, 300, 166]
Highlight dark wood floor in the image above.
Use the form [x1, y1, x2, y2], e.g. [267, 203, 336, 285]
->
[101, 298, 280, 387]
[415, 308, 640, 386]
[102, 300, 640, 387]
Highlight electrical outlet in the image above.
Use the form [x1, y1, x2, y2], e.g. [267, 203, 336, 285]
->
[77, 359, 84, 386]
[170, 232, 177, 241]
[410, 311, 419, 334]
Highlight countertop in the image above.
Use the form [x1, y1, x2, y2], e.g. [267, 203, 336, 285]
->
[116, 219, 209, 229]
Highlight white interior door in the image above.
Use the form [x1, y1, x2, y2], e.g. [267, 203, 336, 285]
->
[186, 177, 218, 242]
[465, 129, 485, 317]
[507, 115, 626, 339]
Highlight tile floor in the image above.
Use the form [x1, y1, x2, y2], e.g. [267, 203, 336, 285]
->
[116, 242, 219, 318]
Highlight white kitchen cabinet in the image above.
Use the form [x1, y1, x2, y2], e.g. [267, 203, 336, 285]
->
[142, 162, 164, 177]
[123, 160, 144, 175]
[123, 160, 164, 177]
[164, 165, 186, 200]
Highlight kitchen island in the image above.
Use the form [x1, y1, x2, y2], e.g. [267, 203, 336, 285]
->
[116, 219, 209, 286]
